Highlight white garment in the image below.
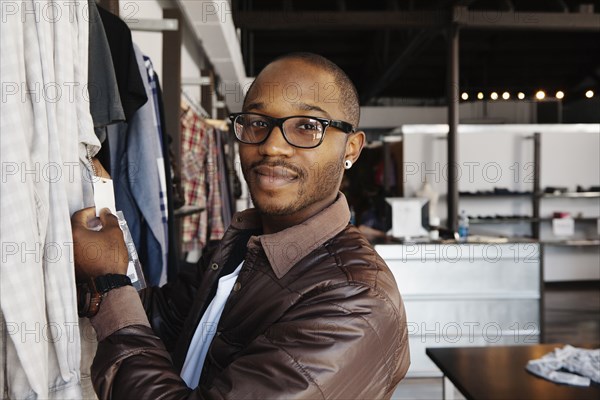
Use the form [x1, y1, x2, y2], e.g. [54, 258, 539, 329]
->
[180, 262, 244, 387]
[0, 1, 100, 398]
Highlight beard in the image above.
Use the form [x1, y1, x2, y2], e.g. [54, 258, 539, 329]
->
[244, 155, 345, 217]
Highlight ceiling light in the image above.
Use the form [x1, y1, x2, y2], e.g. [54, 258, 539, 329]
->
[490, 92, 499, 100]
[502, 92, 510, 100]
[555, 91, 564, 99]
[535, 90, 546, 100]
[517, 92, 525, 100]
[477, 92, 484, 100]
[461, 92, 469, 101]
[585, 90, 594, 98]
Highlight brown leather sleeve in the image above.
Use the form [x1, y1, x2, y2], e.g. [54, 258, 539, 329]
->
[90, 283, 409, 400]
[90, 286, 150, 341]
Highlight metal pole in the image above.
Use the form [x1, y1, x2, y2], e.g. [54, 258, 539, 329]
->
[447, 22, 459, 234]
[163, 8, 183, 263]
[532, 132, 541, 239]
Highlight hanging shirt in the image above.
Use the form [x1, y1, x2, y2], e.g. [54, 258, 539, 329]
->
[1, 1, 99, 398]
[180, 108, 209, 252]
[180, 262, 244, 387]
[144, 56, 169, 243]
[125, 43, 168, 287]
[97, 5, 147, 121]
[180, 108, 225, 253]
[87, 0, 125, 143]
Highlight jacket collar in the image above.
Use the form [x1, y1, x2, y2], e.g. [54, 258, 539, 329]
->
[230, 193, 351, 279]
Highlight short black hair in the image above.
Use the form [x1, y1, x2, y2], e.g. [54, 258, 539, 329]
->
[244, 52, 360, 128]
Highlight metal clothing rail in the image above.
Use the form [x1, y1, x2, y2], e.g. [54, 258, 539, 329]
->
[125, 18, 179, 32]
[181, 90, 211, 119]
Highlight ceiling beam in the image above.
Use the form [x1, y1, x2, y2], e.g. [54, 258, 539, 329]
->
[455, 10, 600, 31]
[233, 10, 600, 31]
[361, 29, 440, 103]
[233, 11, 447, 30]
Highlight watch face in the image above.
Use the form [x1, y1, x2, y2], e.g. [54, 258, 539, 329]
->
[76, 281, 103, 318]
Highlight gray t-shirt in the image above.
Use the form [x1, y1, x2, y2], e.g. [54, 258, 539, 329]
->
[88, 0, 125, 142]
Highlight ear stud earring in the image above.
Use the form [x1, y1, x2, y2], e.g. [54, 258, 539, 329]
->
[344, 160, 353, 169]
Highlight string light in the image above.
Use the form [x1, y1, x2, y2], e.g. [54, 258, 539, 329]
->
[461, 92, 469, 100]
[502, 92, 510, 100]
[517, 92, 525, 100]
[535, 90, 546, 100]
[555, 91, 564, 99]
[585, 90, 594, 98]
[490, 92, 499, 100]
[477, 92, 484, 100]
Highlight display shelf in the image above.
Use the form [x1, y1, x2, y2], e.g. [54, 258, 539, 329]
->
[459, 192, 533, 197]
[541, 239, 600, 247]
[469, 217, 538, 224]
[539, 191, 600, 199]
[540, 217, 599, 222]
[471, 216, 598, 222]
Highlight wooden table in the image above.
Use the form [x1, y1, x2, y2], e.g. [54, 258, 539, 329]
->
[426, 344, 600, 400]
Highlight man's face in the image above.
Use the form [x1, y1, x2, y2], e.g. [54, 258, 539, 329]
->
[239, 59, 350, 219]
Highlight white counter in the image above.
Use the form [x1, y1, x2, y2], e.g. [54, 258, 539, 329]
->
[375, 242, 541, 377]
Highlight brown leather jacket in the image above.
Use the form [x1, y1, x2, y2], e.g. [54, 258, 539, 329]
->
[90, 194, 410, 399]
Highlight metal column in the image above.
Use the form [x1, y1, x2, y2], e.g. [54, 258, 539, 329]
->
[162, 8, 183, 264]
[446, 21, 460, 233]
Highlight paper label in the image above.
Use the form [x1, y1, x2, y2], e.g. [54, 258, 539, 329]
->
[116, 211, 146, 291]
[93, 177, 116, 217]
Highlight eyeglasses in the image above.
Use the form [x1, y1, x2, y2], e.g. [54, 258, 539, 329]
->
[228, 112, 355, 149]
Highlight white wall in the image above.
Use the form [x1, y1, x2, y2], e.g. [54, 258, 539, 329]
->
[181, 23, 204, 106]
[121, 0, 164, 77]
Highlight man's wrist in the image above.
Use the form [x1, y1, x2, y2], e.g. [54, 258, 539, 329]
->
[77, 274, 132, 318]
[89, 285, 151, 341]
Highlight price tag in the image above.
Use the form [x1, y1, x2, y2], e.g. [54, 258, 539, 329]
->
[552, 218, 575, 237]
[93, 177, 116, 217]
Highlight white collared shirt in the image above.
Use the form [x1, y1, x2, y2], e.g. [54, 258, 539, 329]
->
[180, 261, 244, 387]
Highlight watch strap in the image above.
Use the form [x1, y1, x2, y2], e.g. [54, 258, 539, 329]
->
[94, 274, 133, 294]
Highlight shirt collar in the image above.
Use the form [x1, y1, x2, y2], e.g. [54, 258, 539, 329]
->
[230, 192, 351, 279]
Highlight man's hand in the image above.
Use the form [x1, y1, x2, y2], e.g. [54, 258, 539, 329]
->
[71, 207, 129, 280]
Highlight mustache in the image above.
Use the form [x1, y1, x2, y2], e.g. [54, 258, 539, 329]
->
[248, 159, 306, 179]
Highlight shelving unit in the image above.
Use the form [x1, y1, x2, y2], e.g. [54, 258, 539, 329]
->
[457, 133, 599, 254]
[457, 133, 541, 239]
[426, 125, 599, 282]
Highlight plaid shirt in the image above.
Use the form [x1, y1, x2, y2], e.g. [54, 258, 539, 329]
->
[180, 106, 225, 252]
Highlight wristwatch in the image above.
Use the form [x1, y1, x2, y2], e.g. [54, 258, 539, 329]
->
[94, 274, 132, 294]
[77, 274, 132, 318]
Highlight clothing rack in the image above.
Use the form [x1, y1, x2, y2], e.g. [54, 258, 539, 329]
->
[125, 18, 178, 32]
[99, 0, 234, 265]
[181, 90, 211, 119]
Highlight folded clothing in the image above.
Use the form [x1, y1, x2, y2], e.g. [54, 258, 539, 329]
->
[526, 345, 600, 387]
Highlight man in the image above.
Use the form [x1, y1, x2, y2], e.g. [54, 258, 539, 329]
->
[72, 52, 410, 399]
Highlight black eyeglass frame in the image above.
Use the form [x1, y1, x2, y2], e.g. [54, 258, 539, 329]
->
[228, 112, 355, 149]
